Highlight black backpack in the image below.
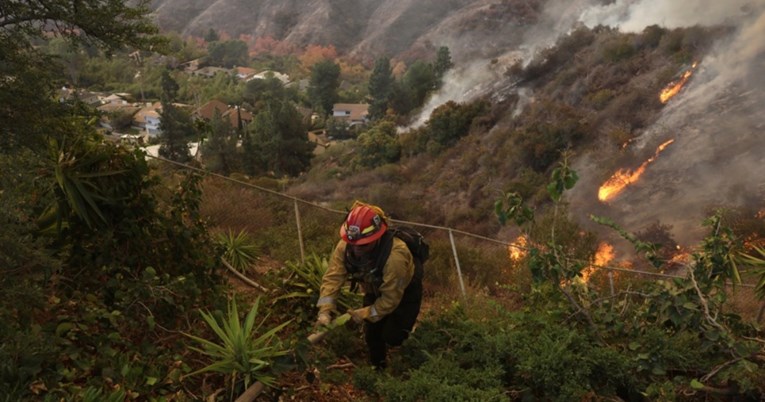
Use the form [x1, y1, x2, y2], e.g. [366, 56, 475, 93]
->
[389, 226, 429, 264]
[345, 225, 428, 294]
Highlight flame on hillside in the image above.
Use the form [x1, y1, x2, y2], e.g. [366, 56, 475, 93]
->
[508, 235, 528, 262]
[598, 139, 675, 202]
[581, 242, 615, 282]
[659, 62, 698, 104]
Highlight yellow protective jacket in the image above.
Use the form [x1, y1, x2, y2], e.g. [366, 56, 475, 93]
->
[317, 237, 414, 323]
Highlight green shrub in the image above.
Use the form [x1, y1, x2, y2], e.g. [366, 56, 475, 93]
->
[183, 297, 292, 390]
[601, 36, 637, 62]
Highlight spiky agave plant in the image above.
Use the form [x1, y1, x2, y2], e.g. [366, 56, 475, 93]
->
[275, 253, 361, 313]
[217, 229, 259, 272]
[183, 296, 292, 391]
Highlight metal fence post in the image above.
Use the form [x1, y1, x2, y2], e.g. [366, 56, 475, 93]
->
[608, 271, 615, 297]
[294, 199, 305, 264]
[448, 229, 466, 298]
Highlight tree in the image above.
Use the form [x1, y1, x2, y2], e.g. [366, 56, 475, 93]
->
[201, 108, 237, 174]
[356, 121, 401, 168]
[368, 57, 394, 120]
[403, 60, 436, 109]
[243, 76, 292, 107]
[307, 59, 341, 116]
[389, 80, 416, 116]
[207, 40, 249, 68]
[0, 0, 159, 152]
[428, 100, 487, 148]
[299, 44, 338, 70]
[46, 38, 87, 86]
[204, 28, 220, 43]
[433, 46, 454, 86]
[159, 70, 194, 162]
[244, 99, 314, 177]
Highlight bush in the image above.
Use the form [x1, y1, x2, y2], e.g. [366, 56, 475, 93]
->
[601, 36, 637, 62]
[355, 121, 401, 168]
[427, 100, 488, 148]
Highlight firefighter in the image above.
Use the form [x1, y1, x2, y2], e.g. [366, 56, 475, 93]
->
[315, 201, 423, 370]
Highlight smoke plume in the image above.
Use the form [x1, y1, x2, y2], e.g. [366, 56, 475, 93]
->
[570, 0, 765, 247]
[412, 0, 765, 250]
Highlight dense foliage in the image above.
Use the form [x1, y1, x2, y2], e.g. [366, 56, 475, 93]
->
[2, 2, 763, 400]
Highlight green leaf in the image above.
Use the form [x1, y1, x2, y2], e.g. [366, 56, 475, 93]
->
[690, 379, 705, 390]
[145, 376, 158, 385]
[55, 322, 74, 337]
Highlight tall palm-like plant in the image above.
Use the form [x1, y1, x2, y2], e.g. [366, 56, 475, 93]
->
[183, 297, 291, 391]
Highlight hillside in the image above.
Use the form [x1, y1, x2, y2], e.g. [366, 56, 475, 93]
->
[149, 0, 541, 63]
[285, 0, 765, 257]
[3, 1, 765, 400]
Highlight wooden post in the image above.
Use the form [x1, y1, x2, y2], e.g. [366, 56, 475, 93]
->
[294, 199, 306, 264]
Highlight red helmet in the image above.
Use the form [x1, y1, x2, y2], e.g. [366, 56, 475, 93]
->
[340, 203, 388, 245]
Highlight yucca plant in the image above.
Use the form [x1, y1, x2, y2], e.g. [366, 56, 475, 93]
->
[217, 229, 259, 272]
[739, 245, 765, 299]
[183, 297, 292, 392]
[275, 253, 360, 312]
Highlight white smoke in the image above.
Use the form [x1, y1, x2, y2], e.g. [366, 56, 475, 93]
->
[579, 0, 754, 33]
[408, 54, 522, 129]
[405, 0, 595, 129]
[407, 0, 765, 247]
[570, 1, 765, 246]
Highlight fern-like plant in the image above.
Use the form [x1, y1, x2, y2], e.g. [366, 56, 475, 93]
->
[183, 297, 292, 391]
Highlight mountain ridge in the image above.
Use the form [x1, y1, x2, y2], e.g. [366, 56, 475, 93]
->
[149, 0, 541, 63]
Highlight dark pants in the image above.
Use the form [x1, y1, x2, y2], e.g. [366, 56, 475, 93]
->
[363, 278, 422, 368]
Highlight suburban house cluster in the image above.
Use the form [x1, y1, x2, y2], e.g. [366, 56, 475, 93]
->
[62, 63, 369, 150]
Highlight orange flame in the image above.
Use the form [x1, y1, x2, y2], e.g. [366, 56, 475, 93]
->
[598, 139, 675, 202]
[581, 242, 615, 282]
[508, 235, 528, 261]
[659, 62, 698, 104]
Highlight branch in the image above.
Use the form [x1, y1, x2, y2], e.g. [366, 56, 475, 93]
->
[559, 284, 601, 340]
[234, 381, 265, 402]
[688, 268, 726, 332]
[701, 356, 745, 383]
[327, 362, 356, 370]
[221, 258, 269, 292]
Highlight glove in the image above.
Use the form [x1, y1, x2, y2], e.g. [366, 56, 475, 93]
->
[349, 307, 370, 324]
[316, 312, 331, 327]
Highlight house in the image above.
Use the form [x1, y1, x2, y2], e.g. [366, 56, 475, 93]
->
[194, 100, 253, 129]
[247, 70, 290, 85]
[332, 103, 369, 127]
[97, 104, 140, 132]
[181, 58, 202, 73]
[133, 102, 163, 137]
[195, 99, 228, 121]
[101, 93, 130, 105]
[192, 66, 231, 78]
[234, 66, 257, 80]
[77, 90, 105, 106]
